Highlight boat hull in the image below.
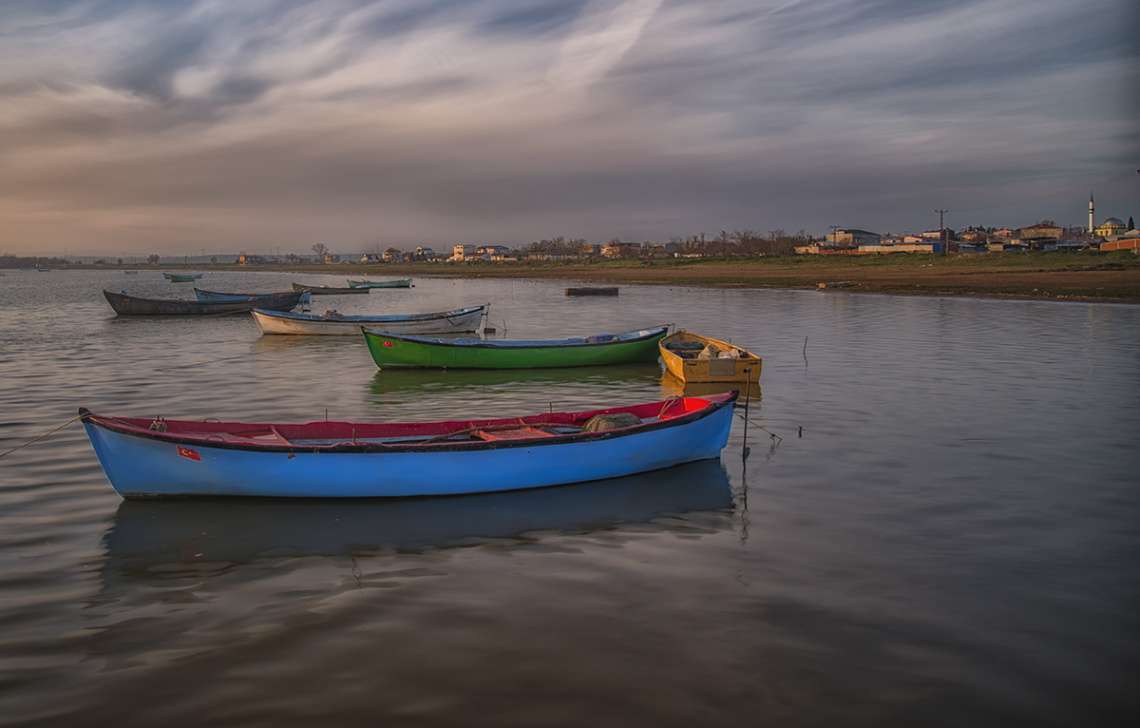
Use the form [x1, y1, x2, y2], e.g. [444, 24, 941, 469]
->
[346, 279, 412, 288]
[252, 305, 487, 335]
[292, 282, 369, 295]
[566, 287, 619, 296]
[363, 327, 668, 369]
[79, 393, 737, 498]
[103, 290, 303, 315]
[659, 330, 762, 383]
[195, 288, 311, 304]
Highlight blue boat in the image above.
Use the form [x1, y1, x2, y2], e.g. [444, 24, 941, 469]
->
[163, 272, 203, 280]
[78, 392, 738, 499]
[195, 287, 311, 304]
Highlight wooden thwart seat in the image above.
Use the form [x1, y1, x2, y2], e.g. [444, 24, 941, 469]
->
[474, 427, 557, 441]
[222, 427, 294, 445]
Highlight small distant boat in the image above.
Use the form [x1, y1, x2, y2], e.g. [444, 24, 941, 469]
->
[566, 287, 619, 296]
[292, 282, 369, 295]
[163, 272, 203, 281]
[195, 287, 311, 305]
[252, 304, 488, 336]
[124, 271, 139, 275]
[363, 327, 668, 369]
[103, 290, 304, 316]
[345, 278, 412, 289]
[78, 391, 738, 498]
[659, 330, 761, 384]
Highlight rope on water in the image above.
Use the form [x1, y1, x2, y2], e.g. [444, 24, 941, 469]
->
[735, 414, 782, 445]
[0, 414, 83, 460]
[156, 353, 255, 371]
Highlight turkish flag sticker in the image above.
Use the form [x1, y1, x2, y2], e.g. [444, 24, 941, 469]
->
[177, 446, 202, 461]
[383, 341, 394, 348]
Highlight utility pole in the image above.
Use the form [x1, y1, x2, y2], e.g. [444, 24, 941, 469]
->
[828, 225, 839, 243]
[936, 209, 949, 254]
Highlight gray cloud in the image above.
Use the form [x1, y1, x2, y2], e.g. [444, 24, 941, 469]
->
[0, 0, 1135, 255]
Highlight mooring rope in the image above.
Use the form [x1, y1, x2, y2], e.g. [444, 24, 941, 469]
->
[735, 413, 782, 444]
[155, 352, 256, 371]
[0, 414, 83, 460]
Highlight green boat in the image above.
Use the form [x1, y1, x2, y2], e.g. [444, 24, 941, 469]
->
[346, 278, 412, 288]
[363, 327, 668, 369]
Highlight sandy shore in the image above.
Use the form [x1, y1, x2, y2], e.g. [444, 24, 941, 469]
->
[368, 252, 1140, 304]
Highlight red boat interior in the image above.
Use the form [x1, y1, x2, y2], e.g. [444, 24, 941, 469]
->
[84, 393, 734, 448]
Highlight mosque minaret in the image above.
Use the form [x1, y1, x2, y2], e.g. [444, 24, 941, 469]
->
[1089, 193, 1095, 233]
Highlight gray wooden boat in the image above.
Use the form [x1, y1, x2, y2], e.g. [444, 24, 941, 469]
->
[103, 290, 303, 316]
[566, 287, 619, 296]
[292, 282, 369, 295]
[195, 288, 312, 304]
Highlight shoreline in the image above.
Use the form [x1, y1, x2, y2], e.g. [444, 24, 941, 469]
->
[406, 257, 1140, 304]
[30, 250, 1140, 304]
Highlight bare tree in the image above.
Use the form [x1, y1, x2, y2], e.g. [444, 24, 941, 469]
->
[733, 229, 764, 255]
[311, 243, 328, 262]
[760, 229, 809, 255]
[717, 230, 732, 257]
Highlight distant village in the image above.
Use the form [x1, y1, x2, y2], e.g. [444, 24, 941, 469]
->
[808, 214, 1139, 256]
[3, 209, 1137, 268]
[236, 212, 1138, 266]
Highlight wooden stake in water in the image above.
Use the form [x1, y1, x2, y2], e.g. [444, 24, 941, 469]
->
[741, 370, 752, 460]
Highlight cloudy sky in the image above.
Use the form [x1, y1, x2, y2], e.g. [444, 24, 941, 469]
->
[1, 0, 1137, 257]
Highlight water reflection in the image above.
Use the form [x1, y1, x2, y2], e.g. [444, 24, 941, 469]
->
[249, 331, 365, 354]
[98, 459, 734, 582]
[368, 361, 663, 395]
[658, 373, 762, 402]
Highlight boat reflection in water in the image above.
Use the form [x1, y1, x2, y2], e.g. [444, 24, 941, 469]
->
[368, 361, 664, 397]
[99, 458, 734, 579]
[659, 373, 762, 403]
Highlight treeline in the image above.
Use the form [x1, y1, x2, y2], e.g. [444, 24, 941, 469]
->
[670, 229, 811, 256]
[0, 254, 74, 269]
[519, 236, 591, 256]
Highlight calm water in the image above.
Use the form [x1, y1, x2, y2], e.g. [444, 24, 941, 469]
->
[1, 269, 1137, 727]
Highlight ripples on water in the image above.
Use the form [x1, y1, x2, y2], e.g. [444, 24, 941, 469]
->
[1, 270, 1138, 727]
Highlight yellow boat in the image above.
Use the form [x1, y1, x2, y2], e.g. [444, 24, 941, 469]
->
[659, 330, 761, 383]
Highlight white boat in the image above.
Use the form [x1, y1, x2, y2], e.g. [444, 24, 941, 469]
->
[251, 304, 488, 336]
